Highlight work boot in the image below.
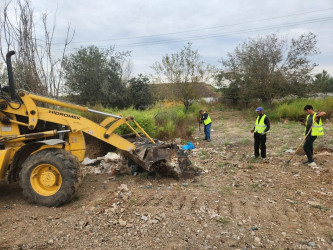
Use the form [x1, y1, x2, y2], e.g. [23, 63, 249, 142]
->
[308, 162, 317, 168]
[302, 160, 310, 164]
[207, 139, 211, 142]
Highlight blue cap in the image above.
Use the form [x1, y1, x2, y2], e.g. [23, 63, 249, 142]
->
[256, 107, 263, 112]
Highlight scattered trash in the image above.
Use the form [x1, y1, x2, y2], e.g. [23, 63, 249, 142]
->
[182, 183, 188, 187]
[81, 157, 99, 166]
[251, 226, 258, 231]
[140, 185, 153, 189]
[141, 215, 148, 221]
[307, 200, 321, 206]
[130, 164, 139, 176]
[181, 141, 196, 150]
[167, 187, 171, 190]
[81, 152, 130, 175]
[93, 169, 101, 174]
[285, 149, 295, 154]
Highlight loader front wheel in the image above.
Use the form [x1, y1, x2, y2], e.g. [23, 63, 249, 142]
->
[19, 149, 81, 207]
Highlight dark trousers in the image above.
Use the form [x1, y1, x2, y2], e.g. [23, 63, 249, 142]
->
[303, 135, 317, 162]
[204, 123, 211, 140]
[254, 132, 266, 158]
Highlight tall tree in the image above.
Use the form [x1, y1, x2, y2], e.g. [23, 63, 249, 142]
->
[216, 33, 319, 106]
[128, 74, 154, 110]
[312, 70, 333, 95]
[152, 43, 213, 112]
[63, 46, 131, 108]
[0, 0, 74, 97]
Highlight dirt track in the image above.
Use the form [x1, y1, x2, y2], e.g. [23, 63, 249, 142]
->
[0, 110, 332, 249]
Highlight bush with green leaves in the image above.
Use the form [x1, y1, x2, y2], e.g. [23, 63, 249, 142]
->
[63, 102, 203, 140]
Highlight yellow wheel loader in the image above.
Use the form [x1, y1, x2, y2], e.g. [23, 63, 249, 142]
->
[0, 51, 196, 207]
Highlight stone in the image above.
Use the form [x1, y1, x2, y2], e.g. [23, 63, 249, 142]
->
[307, 242, 316, 247]
[254, 237, 260, 243]
[206, 235, 213, 240]
[281, 232, 287, 237]
[119, 219, 126, 227]
[118, 184, 129, 192]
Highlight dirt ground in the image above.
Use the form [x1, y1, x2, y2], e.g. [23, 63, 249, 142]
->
[0, 110, 332, 249]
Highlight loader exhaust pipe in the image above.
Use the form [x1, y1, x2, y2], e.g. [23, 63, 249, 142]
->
[6, 51, 16, 100]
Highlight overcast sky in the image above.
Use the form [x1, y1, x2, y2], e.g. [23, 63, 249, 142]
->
[28, 0, 333, 77]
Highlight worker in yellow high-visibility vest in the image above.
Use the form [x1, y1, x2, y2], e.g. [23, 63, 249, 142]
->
[251, 107, 270, 158]
[301, 105, 326, 166]
[199, 110, 212, 142]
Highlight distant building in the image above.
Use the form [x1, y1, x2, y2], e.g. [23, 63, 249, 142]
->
[149, 82, 220, 102]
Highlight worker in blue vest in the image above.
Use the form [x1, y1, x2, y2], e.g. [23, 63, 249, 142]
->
[199, 110, 212, 142]
[251, 107, 270, 158]
[301, 105, 326, 166]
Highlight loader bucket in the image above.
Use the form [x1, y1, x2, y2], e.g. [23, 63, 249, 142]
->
[120, 136, 199, 179]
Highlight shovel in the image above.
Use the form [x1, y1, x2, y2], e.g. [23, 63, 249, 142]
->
[284, 123, 314, 168]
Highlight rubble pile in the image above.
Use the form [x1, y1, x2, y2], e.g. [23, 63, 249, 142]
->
[81, 152, 129, 175]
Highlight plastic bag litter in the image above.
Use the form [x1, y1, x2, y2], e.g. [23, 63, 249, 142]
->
[182, 141, 196, 150]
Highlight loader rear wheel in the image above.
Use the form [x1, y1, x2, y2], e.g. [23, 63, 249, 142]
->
[19, 149, 81, 207]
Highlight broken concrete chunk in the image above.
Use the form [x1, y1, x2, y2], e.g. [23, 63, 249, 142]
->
[81, 157, 99, 166]
[104, 152, 121, 162]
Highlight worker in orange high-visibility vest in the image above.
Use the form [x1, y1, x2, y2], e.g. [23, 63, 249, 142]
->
[199, 110, 212, 142]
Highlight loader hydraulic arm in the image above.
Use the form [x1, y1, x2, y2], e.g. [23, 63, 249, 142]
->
[1, 90, 155, 151]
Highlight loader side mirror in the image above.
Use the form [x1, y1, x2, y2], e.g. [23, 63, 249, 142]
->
[6, 51, 16, 100]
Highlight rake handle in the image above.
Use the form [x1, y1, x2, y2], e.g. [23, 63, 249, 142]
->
[287, 123, 314, 162]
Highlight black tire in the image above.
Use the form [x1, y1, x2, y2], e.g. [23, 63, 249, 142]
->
[19, 148, 82, 207]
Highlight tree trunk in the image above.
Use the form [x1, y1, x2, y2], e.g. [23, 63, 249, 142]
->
[262, 97, 272, 108]
[184, 100, 191, 113]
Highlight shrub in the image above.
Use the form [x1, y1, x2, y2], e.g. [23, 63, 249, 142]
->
[63, 102, 201, 140]
[249, 97, 333, 121]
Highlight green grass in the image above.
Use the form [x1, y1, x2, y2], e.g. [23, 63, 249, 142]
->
[246, 164, 254, 169]
[219, 185, 232, 195]
[269, 97, 333, 121]
[311, 205, 329, 211]
[199, 150, 210, 160]
[130, 198, 138, 206]
[250, 183, 262, 191]
[217, 216, 229, 224]
[218, 162, 229, 167]
[241, 138, 250, 145]
[64, 102, 201, 140]
[249, 158, 260, 163]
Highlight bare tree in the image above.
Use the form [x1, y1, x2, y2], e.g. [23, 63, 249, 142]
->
[0, 0, 74, 97]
